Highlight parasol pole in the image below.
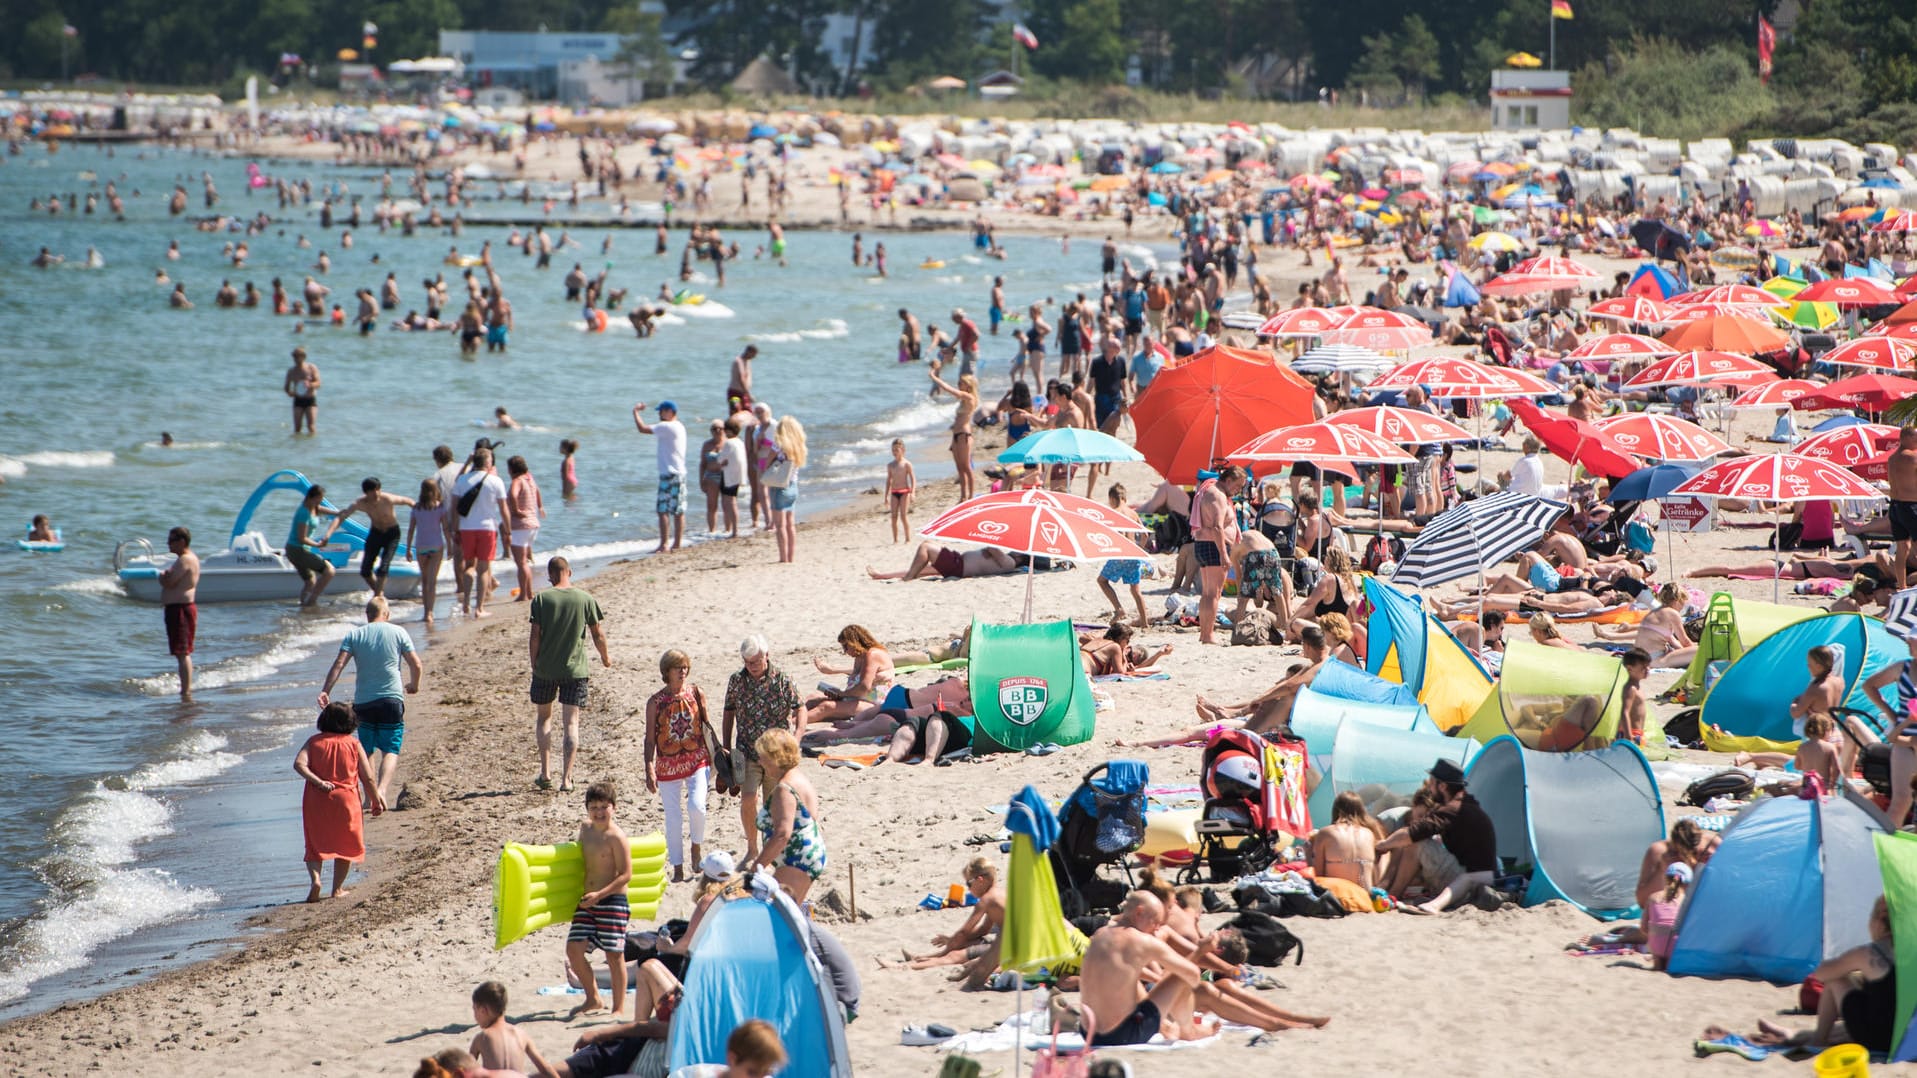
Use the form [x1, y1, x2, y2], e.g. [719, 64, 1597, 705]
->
[1023, 557, 1036, 623]
[1773, 506, 1784, 604]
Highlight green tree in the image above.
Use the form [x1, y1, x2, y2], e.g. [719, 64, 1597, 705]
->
[1044, 0, 1125, 83]
[1395, 14, 1440, 101]
[1575, 37, 1772, 140]
[869, 0, 987, 84]
[1346, 28, 1402, 104]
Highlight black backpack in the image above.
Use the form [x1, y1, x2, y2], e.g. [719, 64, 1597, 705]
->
[1221, 909, 1304, 966]
[1682, 770, 1754, 807]
[1663, 707, 1703, 748]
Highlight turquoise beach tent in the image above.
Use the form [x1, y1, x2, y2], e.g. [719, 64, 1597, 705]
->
[666, 876, 852, 1076]
[1362, 577, 1495, 731]
[1699, 613, 1900, 741]
[1668, 787, 1887, 983]
[1308, 723, 1478, 823]
[967, 618, 1095, 753]
[1312, 658, 1423, 710]
[1464, 736, 1663, 919]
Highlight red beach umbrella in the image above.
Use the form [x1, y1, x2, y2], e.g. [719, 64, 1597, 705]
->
[1566, 333, 1678, 363]
[1256, 306, 1342, 338]
[1794, 278, 1900, 307]
[1791, 373, 1917, 412]
[1322, 308, 1434, 350]
[1623, 350, 1778, 388]
[1323, 405, 1475, 444]
[922, 488, 1150, 621]
[1592, 413, 1733, 462]
[1820, 337, 1917, 373]
[1507, 399, 1638, 478]
[1365, 356, 1556, 398]
[1226, 422, 1417, 465]
[1671, 452, 1883, 501]
[1729, 379, 1822, 408]
[1794, 424, 1902, 478]
[1587, 295, 1677, 324]
[1671, 284, 1781, 307]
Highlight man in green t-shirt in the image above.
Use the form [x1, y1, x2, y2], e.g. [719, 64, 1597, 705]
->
[528, 556, 611, 792]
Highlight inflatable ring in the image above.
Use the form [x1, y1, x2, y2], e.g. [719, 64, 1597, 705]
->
[493, 834, 670, 949]
[920, 260, 946, 269]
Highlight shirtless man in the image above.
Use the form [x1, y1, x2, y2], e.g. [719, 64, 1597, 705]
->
[728, 345, 757, 407]
[900, 857, 1006, 987]
[323, 477, 417, 596]
[803, 675, 973, 746]
[866, 542, 1017, 581]
[898, 308, 922, 363]
[566, 780, 633, 1018]
[159, 526, 201, 700]
[283, 347, 320, 435]
[1191, 467, 1247, 646]
[1888, 427, 1917, 588]
[1079, 892, 1212, 1046]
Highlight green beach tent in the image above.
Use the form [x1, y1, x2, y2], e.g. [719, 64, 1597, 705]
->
[1877, 831, 1917, 1062]
[967, 618, 1095, 753]
[1458, 639, 1629, 751]
[1672, 593, 1817, 703]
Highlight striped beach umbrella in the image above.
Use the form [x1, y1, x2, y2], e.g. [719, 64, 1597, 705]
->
[1292, 342, 1394, 375]
[1390, 491, 1570, 589]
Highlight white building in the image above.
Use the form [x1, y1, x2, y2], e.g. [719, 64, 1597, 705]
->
[1490, 69, 1572, 130]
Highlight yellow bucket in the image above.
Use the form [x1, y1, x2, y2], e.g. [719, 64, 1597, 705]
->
[1812, 1043, 1870, 1078]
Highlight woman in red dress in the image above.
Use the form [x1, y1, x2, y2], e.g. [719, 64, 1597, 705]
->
[294, 702, 386, 902]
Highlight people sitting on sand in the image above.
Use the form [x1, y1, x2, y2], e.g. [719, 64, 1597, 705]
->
[1574, 817, 1719, 955]
[1290, 548, 1364, 650]
[467, 980, 554, 1077]
[1593, 582, 1696, 668]
[866, 541, 1019, 581]
[546, 958, 683, 1078]
[1375, 759, 1498, 914]
[898, 856, 1005, 988]
[1315, 612, 1360, 665]
[1131, 869, 1331, 1030]
[1076, 891, 1215, 1046]
[1310, 792, 1384, 904]
[1447, 609, 1508, 668]
[1698, 897, 1897, 1055]
[1078, 622, 1172, 677]
[1731, 711, 1844, 793]
[801, 674, 972, 750]
[1787, 645, 1878, 775]
[801, 624, 894, 727]
[1117, 629, 1331, 748]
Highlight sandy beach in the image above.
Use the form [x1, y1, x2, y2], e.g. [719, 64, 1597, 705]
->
[0, 119, 1868, 1074]
[0, 421, 1828, 1076]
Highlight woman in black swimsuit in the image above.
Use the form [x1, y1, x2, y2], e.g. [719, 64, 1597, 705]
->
[1292, 547, 1363, 652]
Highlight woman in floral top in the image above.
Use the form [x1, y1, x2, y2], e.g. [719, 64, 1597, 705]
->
[646, 649, 711, 882]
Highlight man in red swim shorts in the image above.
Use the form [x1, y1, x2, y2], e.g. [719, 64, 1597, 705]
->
[159, 526, 201, 700]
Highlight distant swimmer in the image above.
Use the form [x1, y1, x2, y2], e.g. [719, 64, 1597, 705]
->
[284, 346, 320, 435]
[159, 432, 175, 447]
[494, 407, 521, 430]
[27, 515, 56, 543]
[158, 526, 200, 700]
[30, 246, 61, 267]
[769, 221, 787, 267]
[169, 283, 193, 309]
[165, 239, 180, 261]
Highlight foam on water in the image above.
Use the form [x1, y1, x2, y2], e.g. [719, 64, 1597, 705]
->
[0, 869, 216, 1005]
[13, 451, 116, 469]
[128, 613, 359, 695]
[871, 397, 951, 436]
[746, 318, 849, 344]
[827, 449, 858, 467]
[124, 733, 244, 791]
[0, 459, 23, 480]
[671, 300, 736, 319]
[539, 537, 670, 563]
[53, 576, 122, 597]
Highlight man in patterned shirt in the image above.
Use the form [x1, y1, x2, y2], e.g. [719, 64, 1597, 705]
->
[723, 634, 800, 862]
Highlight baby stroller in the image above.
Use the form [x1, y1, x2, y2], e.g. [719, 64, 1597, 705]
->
[1050, 760, 1148, 918]
[1183, 729, 1290, 884]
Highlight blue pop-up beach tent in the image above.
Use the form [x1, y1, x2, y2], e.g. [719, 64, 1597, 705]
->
[1668, 787, 1888, 983]
[1699, 612, 1900, 740]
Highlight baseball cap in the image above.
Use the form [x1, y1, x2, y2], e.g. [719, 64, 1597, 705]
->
[699, 851, 736, 881]
[656, 400, 677, 414]
[1665, 862, 1693, 884]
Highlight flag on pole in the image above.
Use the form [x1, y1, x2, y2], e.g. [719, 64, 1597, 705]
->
[62, 23, 77, 36]
[362, 20, 378, 49]
[1012, 22, 1038, 49]
[1551, 0, 1573, 18]
[1757, 16, 1776, 83]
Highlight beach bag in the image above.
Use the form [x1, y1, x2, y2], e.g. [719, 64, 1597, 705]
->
[1361, 533, 1405, 574]
[1625, 519, 1656, 554]
[1662, 708, 1703, 747]
[696, 685, 737, 796]
[1221, 910, 1305, 966]
[762, 452, 795, 489]
[455, 477, 485, 519]
[1032, 1003, 1095, 1078]
[1682, 770, 1754, 808]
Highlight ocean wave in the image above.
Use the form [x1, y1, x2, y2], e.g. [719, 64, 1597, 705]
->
[935, 275, 965, 285]
[0, 460, 22, 480]
[827, 449, 858, 467]
[124, 732, 244, 791]
[670, 300, 736, 319]
[653, 312, 687, 326]
[128, 613, 360, 696]
[871, 398, 952, 436]
[0, 868, 216, 1006]
[55, 787, 173, 867]
[538, 537, 665, 563]
[12, 451, 116, 469]
[53, 576, 122, 597]
[746, 318, 849, 344]
[145, 441, 224, 451]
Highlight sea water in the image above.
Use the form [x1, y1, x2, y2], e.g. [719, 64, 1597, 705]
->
[0, 141, 1170, 1015]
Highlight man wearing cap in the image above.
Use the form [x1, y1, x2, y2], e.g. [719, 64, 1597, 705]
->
[632, 401, 687, 552]
[1375, 758, 1498, 914]
[951, 308, 980, 379]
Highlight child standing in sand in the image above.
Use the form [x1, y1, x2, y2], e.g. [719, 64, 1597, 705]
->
[885, 440, 917, 543]
[645, 650, 712, 883]
[293, 702, 384, 903]
[566, 780, 633, 1017]
[468, 981, 555, 1077]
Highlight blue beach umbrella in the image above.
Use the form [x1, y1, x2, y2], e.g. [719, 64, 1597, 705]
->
[998, 428, 1144, 465]
[1606, 462, 1702, 503]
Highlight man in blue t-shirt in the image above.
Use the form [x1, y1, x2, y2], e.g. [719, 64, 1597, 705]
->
[319, 595, 422, 806]
[1122, 277, 1147, 353]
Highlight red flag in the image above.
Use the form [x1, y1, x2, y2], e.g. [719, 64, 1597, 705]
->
[1757, 16, 1775, 83]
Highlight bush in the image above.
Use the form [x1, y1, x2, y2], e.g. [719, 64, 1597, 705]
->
[1574, 37, 1773, 141]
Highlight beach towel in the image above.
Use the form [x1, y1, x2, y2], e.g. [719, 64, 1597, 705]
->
[936, 1008, 1239, 1055]
[1092, 670, 1170, 682]
[894, 658, 970, 676]
[819, 750, 884, 768]
[1502, 605, 1645, 626]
